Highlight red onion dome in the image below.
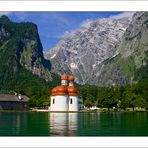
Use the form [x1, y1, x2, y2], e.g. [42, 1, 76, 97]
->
[61, 73, 68, 80]
[54, 85, 68, 95]
[68, 75, 75, 81]
[51, 87, 58, 96]
[67, 86, 78, 96]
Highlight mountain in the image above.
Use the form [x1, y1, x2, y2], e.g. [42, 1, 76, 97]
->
[45, 12, 148, 87]
[91, 12, 148, 86]
[0, 15, 55, 81]
[0, 15, 59, 101]
[45, 13, 133, 85]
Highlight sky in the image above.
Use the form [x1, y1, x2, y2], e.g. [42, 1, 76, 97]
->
[0, 12, 125, 51]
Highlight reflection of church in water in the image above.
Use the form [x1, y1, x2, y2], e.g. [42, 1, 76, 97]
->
[49, 113, 78, 136]
[50, 73, 83, 111]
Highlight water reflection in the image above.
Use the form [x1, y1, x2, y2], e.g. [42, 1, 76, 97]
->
[49, 113, 78, 136]
[68, 113, 78, 136]
[0, 112, 148, 136]
[15, 114, 21, 135]
[0, 112, 27, 136]
[0, 112, 49, 136]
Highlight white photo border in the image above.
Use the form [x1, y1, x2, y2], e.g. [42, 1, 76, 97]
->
[0, 0, 148, 147]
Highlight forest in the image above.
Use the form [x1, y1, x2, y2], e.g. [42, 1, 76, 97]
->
[79, 82, 148, 111]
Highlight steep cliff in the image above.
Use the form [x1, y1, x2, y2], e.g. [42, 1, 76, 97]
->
[0, 15, 59, 91]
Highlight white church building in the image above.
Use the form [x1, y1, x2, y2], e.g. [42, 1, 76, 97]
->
[50, 73, 83, 111]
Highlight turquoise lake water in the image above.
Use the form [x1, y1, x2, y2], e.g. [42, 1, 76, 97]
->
[0, 111, 148, 136]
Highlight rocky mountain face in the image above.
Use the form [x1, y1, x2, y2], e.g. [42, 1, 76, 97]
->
[95, 12, 148, 86]
[45, 13, 133, 85]
[0, 15, 55, 82]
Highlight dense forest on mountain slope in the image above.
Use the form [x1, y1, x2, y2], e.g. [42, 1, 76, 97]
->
[0, 15, 59, 107]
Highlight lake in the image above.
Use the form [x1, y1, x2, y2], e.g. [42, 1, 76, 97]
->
[0, 111, 148, 136]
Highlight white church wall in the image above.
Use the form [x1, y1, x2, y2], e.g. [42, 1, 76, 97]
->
[50, 96, 69, 111]
[69, 96, 79, 111]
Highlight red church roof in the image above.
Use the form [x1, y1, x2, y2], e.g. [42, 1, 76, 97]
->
[51, 73, 78, 96]
[67, 86, 78, 96]
[51, 85, 68, 96]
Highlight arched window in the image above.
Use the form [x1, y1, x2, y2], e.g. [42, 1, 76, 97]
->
[70, 98, 73, 104]
[53, 98, 55, 104]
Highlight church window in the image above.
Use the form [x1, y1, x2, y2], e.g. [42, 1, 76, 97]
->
[53, 98, 55, 104]
[70, 98, 73, 104]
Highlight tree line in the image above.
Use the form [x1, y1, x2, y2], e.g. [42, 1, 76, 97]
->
[78, 82, 148, 111]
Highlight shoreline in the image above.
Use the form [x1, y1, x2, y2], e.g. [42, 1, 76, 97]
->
[0, 109, 148, 113]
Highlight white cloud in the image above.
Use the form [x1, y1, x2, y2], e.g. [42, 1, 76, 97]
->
[81, 12, 134, 29]
[61, 30, 75, 38]
[81, 19, 93, 28]
[0, 12, 12, 16]
[64, 30, 71, 36]
[110, 12, 134, 19]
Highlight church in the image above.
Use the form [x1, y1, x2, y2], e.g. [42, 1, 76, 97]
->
[50, 73, 83, 111]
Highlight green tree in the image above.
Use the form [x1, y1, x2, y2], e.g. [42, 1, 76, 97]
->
[99, 88, 118, 111]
